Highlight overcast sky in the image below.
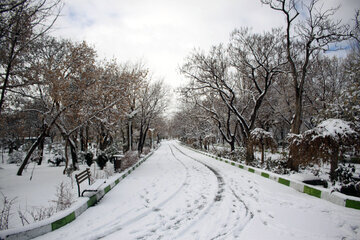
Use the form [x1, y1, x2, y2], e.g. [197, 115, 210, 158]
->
[51, 0, 360, 89]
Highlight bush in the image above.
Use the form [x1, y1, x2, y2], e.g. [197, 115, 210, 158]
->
[333, 163, 357, 185]
[84, 152, 94, 167]
[96, 154, 108, 170]
[142, 147, 151, 155]
[17, 182, 74, 227]
[121, 151, 138, 170]
[0, 193, 17, 230]
[52, 182, 74, 212]
[7, 151, 22, 164]
[339, 182, 360, 198]
[55, 157, 65, 166]
[48, 157, 65, 167]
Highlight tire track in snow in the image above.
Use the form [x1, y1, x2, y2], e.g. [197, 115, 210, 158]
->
[130, 145, 220, 239]
[172, 144, 253, 239]
[77, 145, 192, 240]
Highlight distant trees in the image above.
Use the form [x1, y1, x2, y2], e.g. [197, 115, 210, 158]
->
[181, 28, 286, 163]
[0, 32, 168, 175]
[137, 80, 168, 153]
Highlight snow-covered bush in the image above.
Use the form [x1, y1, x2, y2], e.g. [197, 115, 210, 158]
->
[218, 148, 245, 162]
[0, 193, 17, 230]
[334, 163, 356, 185]
[7, 150, 23, 164]
[121, 151, 138, 170]
[52, 182, 74, 212]
[249, 128, 277, 165]
[142, 147, 151, 155]
[264, 157, 289, 174]
[288, 119, 360, 180]
[17, 182, 74, 226]
[27, 206, 55, 223]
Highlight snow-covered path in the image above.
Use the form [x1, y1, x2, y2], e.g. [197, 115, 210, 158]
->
[35, 141, 360, 240]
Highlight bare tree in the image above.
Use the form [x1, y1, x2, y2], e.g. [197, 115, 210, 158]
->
[261, 0, 350, 134]
[136, 80, 168, 153]
[0, 0, 62, 114]
[181, 87, 238, 152]
[181, 28, 286, 163]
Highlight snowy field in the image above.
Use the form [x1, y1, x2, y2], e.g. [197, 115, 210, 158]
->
[28, 140, 360, 240]
[0, 152, 114, 229]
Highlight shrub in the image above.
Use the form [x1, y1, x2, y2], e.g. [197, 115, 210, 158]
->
[334, 163, 357, 185]
[55, 157, 65, 166]
[7, 151, 22, 164]
[84, 152, 94, 167]
[142, 147, 151, 155]
[96, 154, 108, 170]
[288, 119, 360, 180]
[52, 182, 74, 212]
[0, 193, 17, 230]
[48, 157, 65, 167]
[249, 128, 277, 164]
[339, 182, 360, 198]
[17, 182, 74, 226]
[121, 151, 138, 170]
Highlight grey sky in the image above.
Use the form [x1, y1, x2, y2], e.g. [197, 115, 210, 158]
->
[52, 0, 360, 88]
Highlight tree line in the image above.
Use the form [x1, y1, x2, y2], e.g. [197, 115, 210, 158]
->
[171, 0, 360, 175]
[0, 0, 168, 176]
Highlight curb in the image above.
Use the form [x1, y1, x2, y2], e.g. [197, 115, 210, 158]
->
[184, 145, 360, 211]
[0, 150, 156, 240]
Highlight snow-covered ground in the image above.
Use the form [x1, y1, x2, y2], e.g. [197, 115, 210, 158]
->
[0, 153, 115, 229]
[31, 140, 360, 240]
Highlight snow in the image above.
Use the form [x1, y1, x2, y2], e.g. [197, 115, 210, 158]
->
[0, 151, 114, 229]
[315, 118, 356, 139]
[24, 140, 360, 240]
[0, 162, 76, 228]
[250, 128, 274, 139]
[290, 173, 324, 182]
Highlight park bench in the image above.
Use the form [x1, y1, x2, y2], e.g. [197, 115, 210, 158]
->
[75, 168, 105, 197]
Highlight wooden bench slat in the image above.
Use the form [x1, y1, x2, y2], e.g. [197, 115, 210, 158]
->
[75, 168, 96, 197]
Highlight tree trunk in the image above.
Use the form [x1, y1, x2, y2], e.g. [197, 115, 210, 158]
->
[245, 139, 254, 164]
[17, 132, 46, 175]
[79, 126, 87, 152]
[291, 87, 303, 134]
[68, 138, 79, 170]
[261, 143, 265, 165]
[138, 125, 149, 154]
[287, 147, 300, 172]
[0, 34, 17, 115]
[230, 140, 235, 152]
[126, 121, 133, 152]
[37, 136, 45, 165]
[330, 149, 339, 181]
